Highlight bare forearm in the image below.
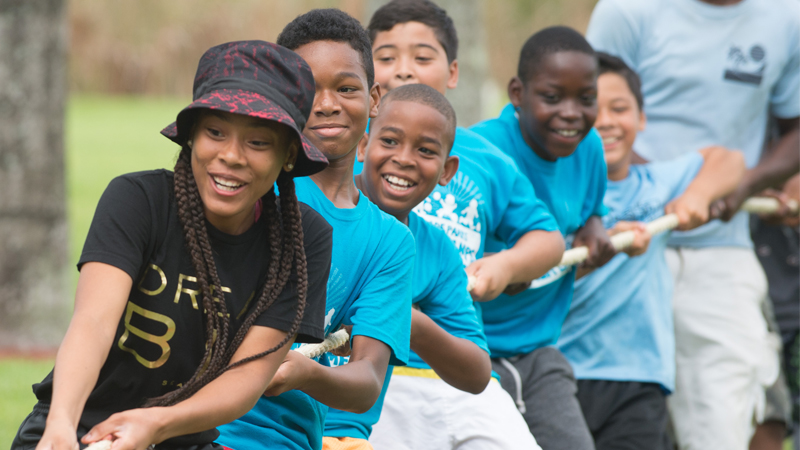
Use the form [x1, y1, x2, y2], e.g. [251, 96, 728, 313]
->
[744, 128, 800, 195]
[497, 229, 565, 283]
[299, 358, 386, 413]
[410, 310, 490, 394]
[691, 147, 746, 202]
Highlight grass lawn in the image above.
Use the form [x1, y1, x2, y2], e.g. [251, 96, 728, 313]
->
[1, 358, 56, 445]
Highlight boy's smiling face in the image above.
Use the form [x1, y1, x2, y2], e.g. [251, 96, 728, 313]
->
[357, 99, 458, 221]
[509, 51, 598, 160]
[595, 72, 646, 179]
[294, 40, 379, 162]
[372, 21, 458, 95]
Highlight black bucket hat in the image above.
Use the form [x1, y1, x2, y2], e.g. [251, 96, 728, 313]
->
[161, 40, 328, 177]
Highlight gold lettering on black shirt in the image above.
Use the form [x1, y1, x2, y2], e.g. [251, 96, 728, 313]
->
[137, 264, 167, 296]
[118, 302, 176, 369]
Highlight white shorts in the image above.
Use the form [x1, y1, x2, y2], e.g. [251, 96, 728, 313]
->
[666, 247, 781, 450]
[369, 368, 540, 450]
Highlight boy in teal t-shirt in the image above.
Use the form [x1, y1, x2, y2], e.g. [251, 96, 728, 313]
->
[470, 26, 616, 450]
[217, 10, 413, 450]
[332, 84, 541, 450]
[556, 52, 745, 450]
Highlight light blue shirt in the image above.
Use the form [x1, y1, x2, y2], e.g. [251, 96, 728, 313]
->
[558, 153, 704, 392]
[587, 0, 800, 248]
[471, 104, 608, 357]
[217, 177, 415, 450]
[323, 212, 491, 439]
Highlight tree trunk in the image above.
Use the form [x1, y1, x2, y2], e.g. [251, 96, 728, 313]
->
[0, 0, 69, 349]
[364, 0, 488, 127]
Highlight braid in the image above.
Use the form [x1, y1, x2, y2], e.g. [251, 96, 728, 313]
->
[146, 148, 309, 407]
[226, 173, 308, 370]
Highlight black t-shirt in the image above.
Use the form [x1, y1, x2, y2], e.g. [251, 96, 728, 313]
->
[33, 170, 332, 447]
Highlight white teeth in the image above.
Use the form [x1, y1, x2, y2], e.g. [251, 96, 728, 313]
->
[212, 176, 244, 192]
[555, 129, 579, 137]
[383, 175, 415, 191]
[602, 136, 620, 144]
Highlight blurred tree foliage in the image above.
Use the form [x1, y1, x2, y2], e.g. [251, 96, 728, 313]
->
[68, 0, 597, 105]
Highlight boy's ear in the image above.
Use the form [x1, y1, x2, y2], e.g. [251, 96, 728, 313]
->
[356, 132, 369, 163]
[508, 76, 524, 108]
[438, 155, 460, 186]
[446, 60, 459, 90]
[369, 83, 382, 119]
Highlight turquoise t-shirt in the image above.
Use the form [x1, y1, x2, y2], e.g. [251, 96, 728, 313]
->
[217, 177, 415, 450]
[587, 0, 800, 249]
[557, 153, 703, 392]
[471, 104, 608, 358]
[323, 212, 490, 439]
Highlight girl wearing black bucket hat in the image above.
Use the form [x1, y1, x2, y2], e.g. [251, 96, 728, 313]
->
[12, 41, 332, 450]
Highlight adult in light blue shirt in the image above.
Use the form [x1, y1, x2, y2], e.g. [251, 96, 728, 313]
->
[217, 177, 415, 450]
[471, 105, 608, 357]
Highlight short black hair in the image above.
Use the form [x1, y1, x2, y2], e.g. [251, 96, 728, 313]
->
[518, 26, 596, 84]
[368, 0, 458, 63]
[381, 83, 457, 151]
[277, 9, 374, 87]
[597, 52, 644, 111]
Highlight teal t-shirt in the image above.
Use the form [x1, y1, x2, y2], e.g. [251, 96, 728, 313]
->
[557, 153, 703, 392]
[217, 176, 415, 450]
[471, 104, 608, 357]
[323, 212, 490, 439]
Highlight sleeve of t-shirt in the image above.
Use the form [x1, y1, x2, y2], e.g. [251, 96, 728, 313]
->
[349, 225, 416, 366]
[255, 204, 332, 343]
[78, 173, 155, 280]
[417, 229, 489, 353]
[493, 160, 560, 247]
[770, 22, 800, 119]
[648, 152, 705, 203]
[586, 0, 645, 68]
[582, 131, 610, 219]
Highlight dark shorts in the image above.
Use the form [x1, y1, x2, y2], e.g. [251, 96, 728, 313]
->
[11, 403, 224, 450]
[576, 379, 671, 450]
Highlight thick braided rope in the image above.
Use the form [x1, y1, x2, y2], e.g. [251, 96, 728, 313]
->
[465, 196, 798, 290]
[295, 328, 350, 359]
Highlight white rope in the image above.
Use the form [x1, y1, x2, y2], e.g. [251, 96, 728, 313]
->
[464, 196, 798, 289]
[558, 197, 798, 267]
[85, 441, 112, 450]
[295, 328, 350, 359]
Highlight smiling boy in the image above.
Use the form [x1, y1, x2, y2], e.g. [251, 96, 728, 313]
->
[340, 84, 542, 450]
[556, 52, 745, 450]
[470, 26, 615, 450]
[216, 10, 414, 450]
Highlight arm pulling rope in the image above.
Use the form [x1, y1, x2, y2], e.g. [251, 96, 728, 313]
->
[295, 328, 350, 359]
[558, 197, 798, 267]
[465, 196, 798, 290]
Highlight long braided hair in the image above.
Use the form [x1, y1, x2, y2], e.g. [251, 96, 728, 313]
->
[145, 139, 309, 407]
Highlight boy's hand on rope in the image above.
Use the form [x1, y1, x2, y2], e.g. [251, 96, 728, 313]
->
[711, 182, 751, 222]
[330, 325, 354, 357]
[263, 350, 315, 397]
[465, 256, 513, 302]
[609, 221, 651, 257]
[573, 216, 616, 269]
[757, 175, 800, 227]
[665, 191, 711, 231]
[81, 408, 163, 450]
